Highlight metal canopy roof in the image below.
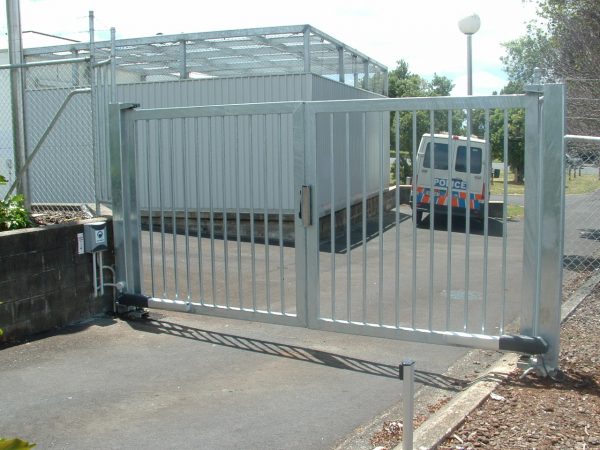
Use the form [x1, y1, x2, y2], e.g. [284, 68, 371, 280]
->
[23, 25, 387, 92]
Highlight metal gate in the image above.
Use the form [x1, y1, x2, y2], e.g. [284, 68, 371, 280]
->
[110, 83, 565, 371]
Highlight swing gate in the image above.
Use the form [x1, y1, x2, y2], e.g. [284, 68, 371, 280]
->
[110, 84, 565, 371]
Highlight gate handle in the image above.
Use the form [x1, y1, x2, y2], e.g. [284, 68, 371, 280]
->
[299, 185, 312, 227]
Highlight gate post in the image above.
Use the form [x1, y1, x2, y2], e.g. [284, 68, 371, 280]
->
[522, 84, 565, 373]
[109, 103, 141, 298]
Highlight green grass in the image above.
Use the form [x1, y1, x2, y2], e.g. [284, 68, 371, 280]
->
[565, 173, 600, 194]
[491, 171, 600, 196]
[490, 171, 524, 196]
[507, 204, 524, 219]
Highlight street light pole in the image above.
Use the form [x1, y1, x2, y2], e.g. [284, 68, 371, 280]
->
[466, 33, 473, 95]
[458, 14, 481, 96]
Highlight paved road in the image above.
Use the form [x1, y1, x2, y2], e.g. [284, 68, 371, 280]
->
[563, 189, 600, 273]
[489, 188, 600, 275]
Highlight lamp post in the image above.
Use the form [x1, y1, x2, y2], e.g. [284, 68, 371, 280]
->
[458, 14, 481, 95]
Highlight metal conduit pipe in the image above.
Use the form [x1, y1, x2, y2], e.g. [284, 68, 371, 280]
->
[564, 135, 600, 142]
[92, 251, 98, 296]
[0, 56, 91, 70]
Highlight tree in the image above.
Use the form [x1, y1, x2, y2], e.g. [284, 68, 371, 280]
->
[500, 26, 556, 88]
[387, 60, 426, 99]
[539, 0, 600, 79]
[387, 60, 462, 153]
[489, 108, 526, 183]
[502, 0, 600, 83]
[428, 74, 455, 97]
[501, 0, 600, 140]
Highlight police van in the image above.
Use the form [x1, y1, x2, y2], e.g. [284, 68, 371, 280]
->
[412, 133, 488, 224]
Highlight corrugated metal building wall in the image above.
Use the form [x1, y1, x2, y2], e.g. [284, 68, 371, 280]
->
[25, 73, 388, 213]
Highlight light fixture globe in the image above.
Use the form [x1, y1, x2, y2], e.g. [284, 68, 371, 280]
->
[458, 14, 481, 35]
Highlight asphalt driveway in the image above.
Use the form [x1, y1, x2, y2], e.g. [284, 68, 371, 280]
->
[0, 310, 470, 450]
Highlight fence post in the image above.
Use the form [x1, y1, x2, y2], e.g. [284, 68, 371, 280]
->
[537, 84, 566, 372]
[7, 0, 29, 206]
[522, 83, 565, 374]
[109, 102, 141, 297]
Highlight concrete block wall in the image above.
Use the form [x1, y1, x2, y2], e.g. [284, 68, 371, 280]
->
[0, 219, 114, 343]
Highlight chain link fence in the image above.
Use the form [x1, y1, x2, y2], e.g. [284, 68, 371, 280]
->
[1, 50, 114, 216]
[24, 61, 94, 210]
[563, 78, 600, 277]
[308, 37, 386, 95]
[0, 67, 14, 200]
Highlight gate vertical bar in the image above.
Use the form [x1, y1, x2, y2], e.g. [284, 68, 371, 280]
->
[110, 103, 141, 295]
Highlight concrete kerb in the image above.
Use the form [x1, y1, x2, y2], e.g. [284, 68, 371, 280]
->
[398, 271, 600, 450]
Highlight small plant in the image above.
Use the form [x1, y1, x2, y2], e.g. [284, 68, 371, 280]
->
[0, 173, 31, 231]
[0, 194, 30, 231]
[0, 438, 36, 449]
[390, 153, 412, 185]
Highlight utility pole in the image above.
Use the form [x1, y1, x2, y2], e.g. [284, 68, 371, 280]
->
[6, 0, 29, 204]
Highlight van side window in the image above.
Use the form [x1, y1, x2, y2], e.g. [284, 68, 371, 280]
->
[422, 143, 449, 170]
[455, 146, 482, 174]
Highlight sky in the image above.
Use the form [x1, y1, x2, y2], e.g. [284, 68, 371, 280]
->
[0, 0, 539, 95]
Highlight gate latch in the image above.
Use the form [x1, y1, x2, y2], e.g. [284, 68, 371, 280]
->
[298, 185, 312, 227]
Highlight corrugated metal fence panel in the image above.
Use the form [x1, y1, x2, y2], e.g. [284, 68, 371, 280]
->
[312, 76, 389, 215]
[120, 75, 307, 212]
[22, 73, 386, 210]
[116, 74, 310, 107]
[136, 114, 294, 212]
[315, 111, 389, 215]
[311, 75, 384, 101]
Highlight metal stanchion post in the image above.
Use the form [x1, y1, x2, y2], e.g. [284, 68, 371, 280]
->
[399, 359, 415, 449]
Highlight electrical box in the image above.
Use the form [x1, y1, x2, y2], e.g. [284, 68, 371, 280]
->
[83, 221, 108, 253]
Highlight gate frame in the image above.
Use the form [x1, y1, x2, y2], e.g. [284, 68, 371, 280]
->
[110, 101, 311, 328]
[109, 84, 565, 374]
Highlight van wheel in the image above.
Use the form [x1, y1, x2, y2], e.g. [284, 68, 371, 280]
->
[414, 210, 423, 225]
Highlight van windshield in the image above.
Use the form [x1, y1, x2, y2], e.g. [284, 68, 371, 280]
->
[455, 146, 482, 174]
[422, 143, 449, 170]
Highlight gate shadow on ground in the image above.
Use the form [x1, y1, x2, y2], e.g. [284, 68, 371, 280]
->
[319, 210, 411, 254]
[0, 317, 117, 350]
[126, 316, 503, 392]
[417, 213, 505, 237]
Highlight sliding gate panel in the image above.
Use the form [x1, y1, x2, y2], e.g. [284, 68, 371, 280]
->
[303, 93, 555, 351]
[111, 86, 564, 369]
[110, 102, 307, 327]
